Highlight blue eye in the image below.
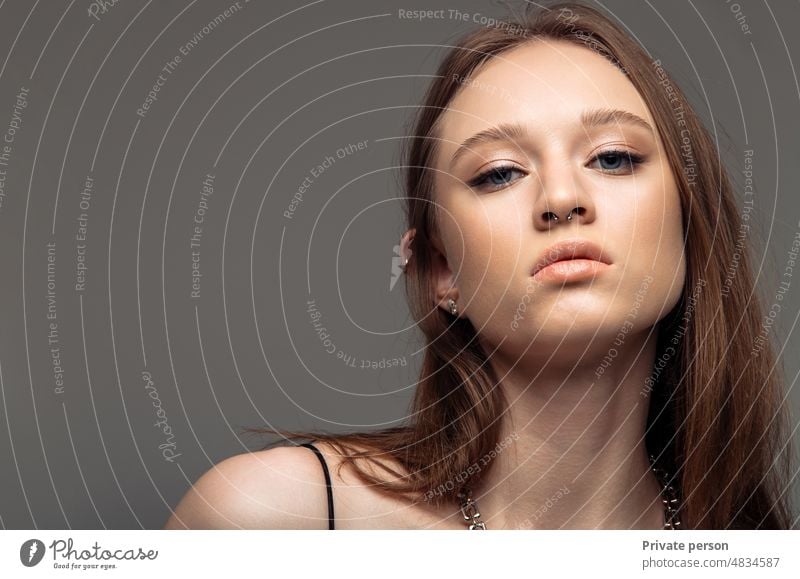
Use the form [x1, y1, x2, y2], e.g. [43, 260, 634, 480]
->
[467, 150, 644, 192]
[591, 150, 645, 173]
[468, 165, 525, 191]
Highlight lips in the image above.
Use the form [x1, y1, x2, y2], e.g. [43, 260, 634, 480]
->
[531, 238, 611, 276]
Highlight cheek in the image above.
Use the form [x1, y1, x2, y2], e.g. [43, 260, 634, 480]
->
[607, 164, 684, 264]
[639, 181, 685, 275]
[454, 202, 526, 281]
[614, 181, 686, 320]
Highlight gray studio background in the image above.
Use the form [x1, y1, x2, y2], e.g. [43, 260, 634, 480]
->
[0, 0, 798, 529]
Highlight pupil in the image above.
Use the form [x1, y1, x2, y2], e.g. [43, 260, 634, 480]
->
[602, 153, 622, 169]
[490, 169, 510, 185]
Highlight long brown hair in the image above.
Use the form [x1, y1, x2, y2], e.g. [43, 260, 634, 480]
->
[246, 1, 795, 529]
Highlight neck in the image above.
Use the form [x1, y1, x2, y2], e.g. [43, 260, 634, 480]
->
[469, 329, 666, 529]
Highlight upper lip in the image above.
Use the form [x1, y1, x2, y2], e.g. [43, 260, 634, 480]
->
[532, 238, 611, 275]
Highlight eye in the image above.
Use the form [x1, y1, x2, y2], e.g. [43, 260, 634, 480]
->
[588, 149, 645, 174]
[467, 165, 526, 192]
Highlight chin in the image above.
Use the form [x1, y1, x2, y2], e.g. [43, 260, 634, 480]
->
[547, 297, 616, 320]
[524, 315, 624, 344]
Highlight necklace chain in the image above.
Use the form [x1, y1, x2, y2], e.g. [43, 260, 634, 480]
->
[457, 454, 682, 530]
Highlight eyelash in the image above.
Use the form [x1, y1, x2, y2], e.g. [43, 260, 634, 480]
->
[467, 149, 646, 192]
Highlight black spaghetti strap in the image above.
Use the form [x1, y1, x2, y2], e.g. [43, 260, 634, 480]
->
[298, 442, 335, 530]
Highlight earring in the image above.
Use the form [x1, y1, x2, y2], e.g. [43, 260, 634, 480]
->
[447, 298, 458, 316]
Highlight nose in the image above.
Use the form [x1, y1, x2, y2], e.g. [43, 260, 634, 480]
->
[532, 161, 596, 230]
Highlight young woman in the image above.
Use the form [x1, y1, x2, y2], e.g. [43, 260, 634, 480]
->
[165, 1, 795, 530]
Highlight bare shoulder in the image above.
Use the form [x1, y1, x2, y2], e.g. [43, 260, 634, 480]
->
[303, 440, 456, 529]
[163, 444, 335, 530]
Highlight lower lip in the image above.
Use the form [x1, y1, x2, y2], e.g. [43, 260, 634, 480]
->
[532, 259, 610, 282]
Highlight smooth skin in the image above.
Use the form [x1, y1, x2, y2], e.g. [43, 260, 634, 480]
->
[429, 38, 686, 529]
[165, 38, 686, 530]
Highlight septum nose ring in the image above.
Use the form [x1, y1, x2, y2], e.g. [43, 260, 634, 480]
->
[549, 209, 575, 223]
[547, 209, 575, 223]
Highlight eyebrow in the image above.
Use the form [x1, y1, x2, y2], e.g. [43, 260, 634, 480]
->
[449, 108, 654, 168]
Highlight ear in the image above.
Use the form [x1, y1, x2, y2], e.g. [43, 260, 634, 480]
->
[429, 234, 461, 317]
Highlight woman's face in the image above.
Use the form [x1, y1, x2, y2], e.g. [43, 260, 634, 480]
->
[431, 39, 686, 359]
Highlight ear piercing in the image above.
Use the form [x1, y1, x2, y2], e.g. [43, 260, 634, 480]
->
[397, 229, 458, 316]
[447, 298, 458, 316]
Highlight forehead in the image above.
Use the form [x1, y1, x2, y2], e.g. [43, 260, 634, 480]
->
[436, 39, 652, 155]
